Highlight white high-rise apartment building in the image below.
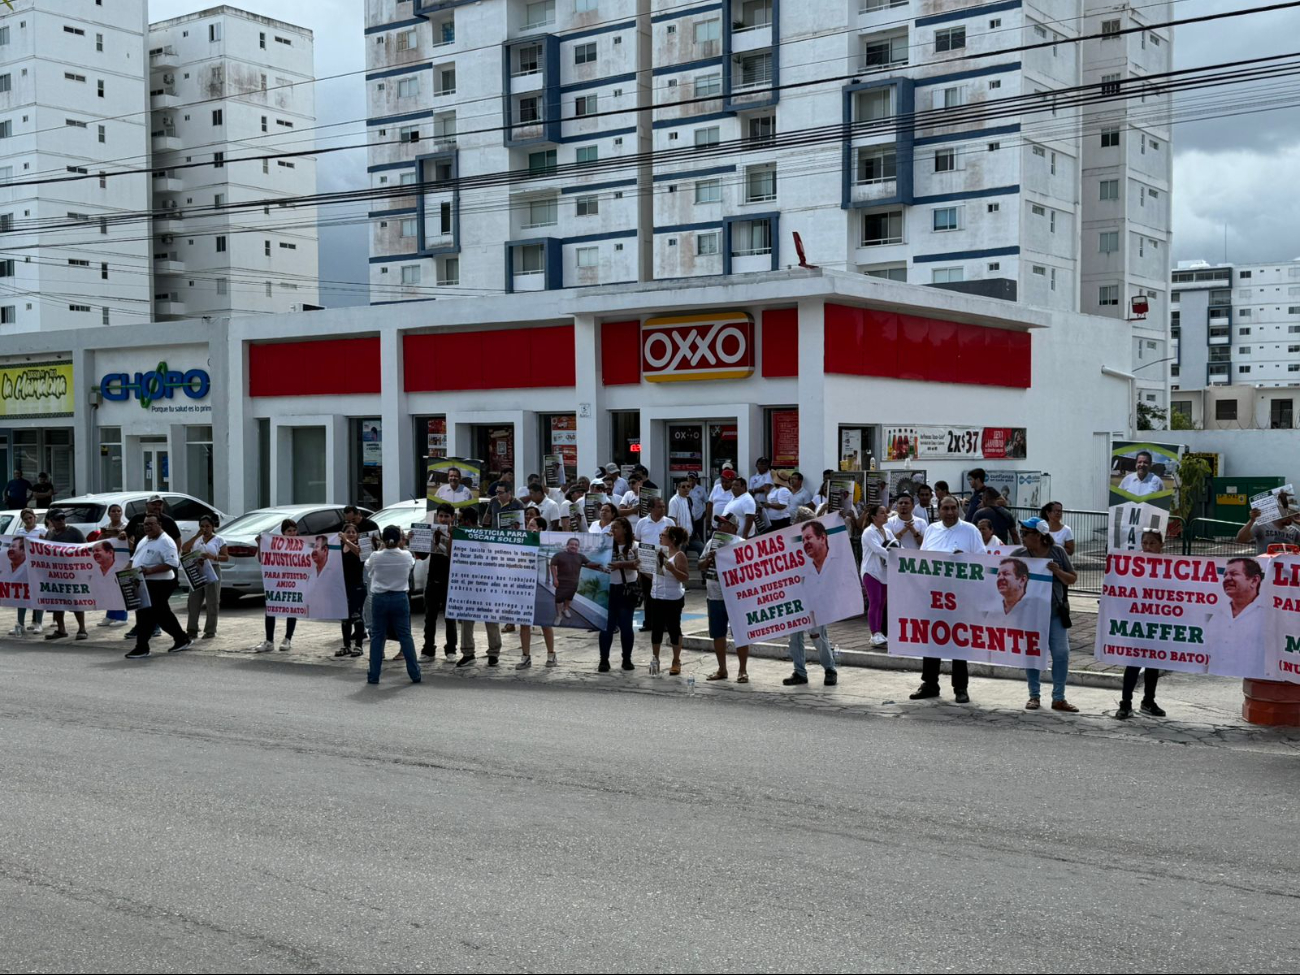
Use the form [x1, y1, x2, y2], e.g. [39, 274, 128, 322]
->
[148, 7, 319, 319]
[0, 1, 154, 333]
[365, 0, 1171, 397]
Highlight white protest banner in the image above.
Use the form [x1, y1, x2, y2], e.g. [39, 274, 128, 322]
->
[260, 533, 348, 619]
[637, 543, 659, 577]
[1250, 484, 1296, 526]
[1108, 502, 1169, 552]
[1266, 555, 1300, 683]
[0, 534, 33, 607]
[446, 527, 538, 625]
[25, 538, 130, 612]
[1095, 552, 1267, 678]
[535, 531, 613, 630]
[715, 513, 861, 645]
[408, 522, 433, 554]
[889, 551, 1052, 667]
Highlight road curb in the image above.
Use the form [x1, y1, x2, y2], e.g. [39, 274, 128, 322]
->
[680, 633, 1124, 690]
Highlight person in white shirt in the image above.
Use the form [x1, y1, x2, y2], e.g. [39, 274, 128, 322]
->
[1117, 450, 1166, 498]
[910, 497, 987, 702]
[635, 496, 676, 624]
[787, 472, 814, 514]
[686, 472, 707, 535]
[722, 477, 758, 539]
[668, 479, 702, 555]
[812, 469, 836, 509]
[886, 493, 927, 551]
[124, 514, 192, 659]
[181, 515, 228, 640]
[588, 501, 617, 535]
[364, 525, 421, 685]
[1040, 500, 1075, 556]
[618, 473, 644, 528]
[527, 483, 569, 531]
[605, 463, 630, 498]
[433, 466, 475, 506]
[1205, 557, 1268, 679]
[706, 468, 737, 533]
[861, 504, 897, 646]
[10, 507, 45, 636]
[748, 458, 775, 533]
[764, 481, 794, 531]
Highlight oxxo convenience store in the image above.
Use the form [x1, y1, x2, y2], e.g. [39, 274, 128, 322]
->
[1, 269, 1134, 514]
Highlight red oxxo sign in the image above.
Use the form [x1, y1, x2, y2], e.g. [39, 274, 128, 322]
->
[641, 312, 755, 383]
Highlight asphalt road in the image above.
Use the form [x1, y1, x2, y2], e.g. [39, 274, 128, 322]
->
[3, 647, 1299, 974]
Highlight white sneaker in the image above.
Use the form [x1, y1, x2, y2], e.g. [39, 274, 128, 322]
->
[254, 640, 274, 653]
[279, 639, 292, 652]
[562, 608, 572, 619]
[871, 633, 887, 647]
[108, 619, 127, 628]
[26, 623, 42, 633]
[97, 617, 114, 627]
[8, 624, 23, 638]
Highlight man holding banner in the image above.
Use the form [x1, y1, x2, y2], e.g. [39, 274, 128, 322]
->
[911, 497, 986, 702]
[125, 515, 192, 659]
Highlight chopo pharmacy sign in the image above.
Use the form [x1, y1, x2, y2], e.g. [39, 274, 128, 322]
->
[100, 361, 212, 412]
[641, 312, 755, 383]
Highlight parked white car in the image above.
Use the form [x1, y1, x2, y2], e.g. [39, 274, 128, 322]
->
[52, 492, 226, 541]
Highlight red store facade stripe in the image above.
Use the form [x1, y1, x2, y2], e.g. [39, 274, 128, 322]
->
[760, 308, 799, 378]
[248, 337, 382, 397]
[601, 320, 642, 386]
[404, 325, 577, 392]
[822, 303, 1031, 388]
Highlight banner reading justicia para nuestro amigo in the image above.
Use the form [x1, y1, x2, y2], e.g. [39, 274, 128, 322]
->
[25, 537, 130, 612]
[888, 551, 1052, 667]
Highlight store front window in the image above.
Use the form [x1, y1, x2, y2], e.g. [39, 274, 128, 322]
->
[473, 424, 515, 482]
[838, 425, 876, 470]
[766, 408, 800, 471]
[412, 415, 447, 498]
[609, 411, 640, 471]
[98, 426, 123, 493]
[186, 425, 214, 503]
[351, 418, 383, 509]
[11, 428, 76, 498]
[257, 419, 270, 509]
[539, 413, 577, 484]
[291, 426, 326, 503]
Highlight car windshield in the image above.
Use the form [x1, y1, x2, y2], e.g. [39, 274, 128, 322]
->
[220, 510, 299, 537]
[372, 505, 426, 530]
[55, 503, 108, 524]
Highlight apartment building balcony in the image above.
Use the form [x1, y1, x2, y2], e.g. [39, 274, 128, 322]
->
[729, 50, 774, 108]
[512, 269, 547, 291]
[150, 87, 180, 110]
[859, 0, 909, 13]
[154, 210, 184, 234]
[1208, 329, 1231, 346]
[151, 172, 183, 194]
[153, 252, 184, 274]
[730, 0, 773, 56]
[149, 46, 180, 71]
[153, 292, 185, 317]
[851, 175, 899, 206]
[1208, 364, 1230, 383]
[151, 127, 181, 153]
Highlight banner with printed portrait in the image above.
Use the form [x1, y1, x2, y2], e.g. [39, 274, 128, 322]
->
[888, 551, 1052, 667]
[714, 513, 861, 645]
[1266, 554, 1300, 683]
[427, 457, 483, 508]
[534, 531, 613, 631]
[1096, 552, 1267, 678]
[25, 538, 131, 612]
[1109, 440, 1181, 509]
[446, 528, 539, 626]
[0, 534, 33, 607]
[260, 533, 348, 619]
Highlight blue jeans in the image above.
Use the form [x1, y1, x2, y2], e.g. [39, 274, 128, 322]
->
[368, 591, 421, 684]
[107, 610, 128, 622]
[789, 625, 836, 677]
[16, 608, 43, 627]
[1027, 615, 1070, 701]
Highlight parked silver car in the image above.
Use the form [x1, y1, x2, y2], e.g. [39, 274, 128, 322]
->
[218, 504, 371, 604]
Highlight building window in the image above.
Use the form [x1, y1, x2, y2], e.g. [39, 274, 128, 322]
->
[526, 0, 557, 28]
[697, 231, 720, 256]
[1102, 128, 1120, 147]
[398, 77, 419, 98]
[575, 42, 597, 65]
[576, 145, 598, 166]
[1100, 179, 1119, 200]
[935, 27, 966, 52]
[1031, 204, 1045, 216]
[439, 258, 460, 287]
[694, 18, 721, 45]
[934, 148, 956, 172]
[857, 146, 896, 184]
[214, 151, 224, 168]
[98, 125, 106, 143]
[695, 73, 722, 98]
[745, 164, 776, 203]
[932, 207, 960, 231]
[212, 109, 223, 125]
[216, 235, 227, 253]
[260, 31, 266, 49]
[65, 72, 86, 83]
[856, 87, 893, 121]
[208, 23, 222, 42]
[526, 197, 557, 228]
[275, 35, 292, 46]
[575, 94, 597, 117]
[1239, 366, 1251, 374]
[437, 66, 456, 95]
[401, 218, 418, 237]
[1099, 285, 1120, 306]
[576, 195, 599, 216]
[987, 202, 1000, 213]
[528, 149, 557, 173]
[576, 246, 599, 268]
[1100, 231, 1118, 253]
[1238, 346, 1252, 355]
[689, 126, 720, 149]
[577, 0, 598, 9]
[932, 267, 963, 284]
[942, 86, 963, 108]
[863, 210, 903, 245]
[401, 265, 421, 285]
[0, 306, 13, 324]
[1101, 72, 1121, 95]
[989, 80, 1001, 89]
[279, 242, 298, 250]
[695, 178, 721, 204]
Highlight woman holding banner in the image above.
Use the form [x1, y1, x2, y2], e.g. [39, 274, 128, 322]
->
[98, 503, 131, 629]
[648, 525, 690, 676]
[9, 508, 44, 637]
[336, 524, 367, 658]
[598, 517, 639, 672]
[182, 516, 227, 641]
[254, 518, 299, 653]
[861, 504, 897, 648]
[1012, 517, 1078, 713]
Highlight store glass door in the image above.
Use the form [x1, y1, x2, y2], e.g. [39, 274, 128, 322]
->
[666, 423, 704, 481]
[707, 422, 738, 480]
[142, 442, 170, 492]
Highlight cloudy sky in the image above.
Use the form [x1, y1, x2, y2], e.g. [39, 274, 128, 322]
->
[151, 0, 1300, 303]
